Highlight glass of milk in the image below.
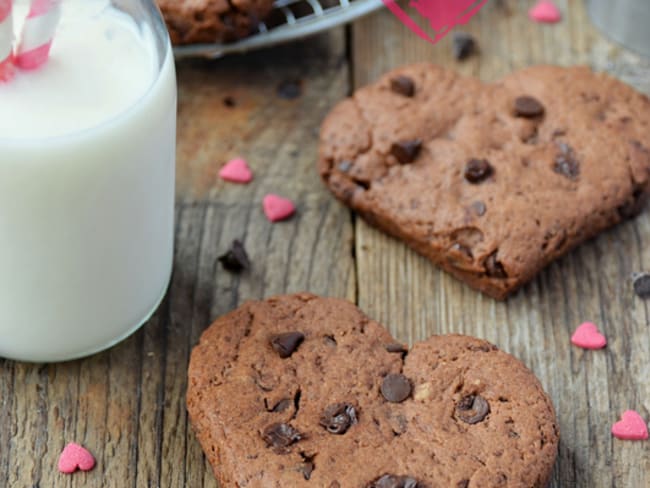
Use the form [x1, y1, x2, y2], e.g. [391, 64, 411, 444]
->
[0, 0, 176, 362]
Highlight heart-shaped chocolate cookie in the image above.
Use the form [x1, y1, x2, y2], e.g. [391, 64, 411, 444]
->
[187, 294, 558, 486]
[319, 64, 650, 299]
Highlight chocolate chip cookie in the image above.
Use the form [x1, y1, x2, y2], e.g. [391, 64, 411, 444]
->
[187, 294, 559, 486]
[158, 0, 275, 44]
[319, 64, 650, 299]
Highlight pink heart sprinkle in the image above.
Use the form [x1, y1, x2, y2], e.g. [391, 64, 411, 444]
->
[612, 410, 649, 441]
[58, 443, 96, 474]
[571, 322, 607, 350]
[263, 194, 295, 222]
[529, 0, 561, 24]
[219, 158, 253, 184]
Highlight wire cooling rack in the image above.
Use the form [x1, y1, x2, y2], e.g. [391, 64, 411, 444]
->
[173, 0, 384, 59]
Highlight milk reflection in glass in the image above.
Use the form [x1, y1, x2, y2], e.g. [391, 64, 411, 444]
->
[0, 0, 176, 361]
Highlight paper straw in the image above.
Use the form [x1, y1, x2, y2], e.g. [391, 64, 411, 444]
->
[0, 0, 13, 82]
[15, 0, 62, 70]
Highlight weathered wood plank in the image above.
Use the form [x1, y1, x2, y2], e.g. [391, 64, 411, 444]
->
[0, 30, 353, 487]
[351, 1, 650, 487]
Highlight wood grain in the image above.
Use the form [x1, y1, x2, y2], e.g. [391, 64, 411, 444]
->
[351, 1, 650, 487]
[0, 30, 354, 487]
[2, 1, 650, 486]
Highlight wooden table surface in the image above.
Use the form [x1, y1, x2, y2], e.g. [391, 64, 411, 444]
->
[2, 1, 650, 486]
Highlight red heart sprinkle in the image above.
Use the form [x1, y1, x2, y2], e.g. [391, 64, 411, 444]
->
[58, 443, 96, 474]
[571, 322, 607, 350]
[263, 194, 295, 222]
[611, 410, 649, 441]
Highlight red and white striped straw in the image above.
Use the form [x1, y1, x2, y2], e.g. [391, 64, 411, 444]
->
[15, 0, 61, 70]
[0, 0, 13, 82]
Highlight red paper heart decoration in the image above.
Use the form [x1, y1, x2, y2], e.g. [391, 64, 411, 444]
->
[381, 0, 487, 44]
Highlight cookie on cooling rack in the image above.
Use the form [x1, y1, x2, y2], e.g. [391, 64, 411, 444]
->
[158, 0, 276, 44]
[187, 293, 559, 486]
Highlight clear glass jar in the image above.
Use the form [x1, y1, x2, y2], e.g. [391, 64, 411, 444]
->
[0, 0, 176, 361]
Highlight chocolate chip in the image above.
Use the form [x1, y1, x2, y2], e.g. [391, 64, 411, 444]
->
[390, 75, 415, 97]
[299, 452, 315, 480]
[632, 272, 650, 298]
[370, 474, 423, 488]
[265, 398, 292, 413]
[262, 423, 302, 449]
[270, 332, 305, 358]
[484, 251, 507, 278]
[457, 481, 470, 488]
[554, 154, 580, 179]
[385, 343, 408, 354]
[218, 240, 250, 273]
[618, 188, 645, 218]
[223, 95, 236, 108]
[381, 374, 412, 403]
[338, 160, 352, 173]
[301, 461, 314, 480]
[353, 178, 371, 191]
[320, 403, 358, 435]
[471, 200, 486, 216]
[553, 143, 580, 180]
[451, 243, 472, 258]
[464, 158, 493, 183]
[277, 79, 302, 99]
[452, 32, 476, 60]
[514, 96, 545, 118]
[390, 140, 422, 164]
[456, 395, 490, 424]
[630, 139, 650, 156]
[324, 334, 337, 346]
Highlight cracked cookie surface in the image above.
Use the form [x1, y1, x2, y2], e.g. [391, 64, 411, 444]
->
[319, 64, 650, 299]
[187, 294, 559, 487]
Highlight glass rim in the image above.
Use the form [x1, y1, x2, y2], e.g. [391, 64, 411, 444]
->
[0, 0, 172, 145]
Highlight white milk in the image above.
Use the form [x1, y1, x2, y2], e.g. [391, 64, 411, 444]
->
[0, 0, 176, 361]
